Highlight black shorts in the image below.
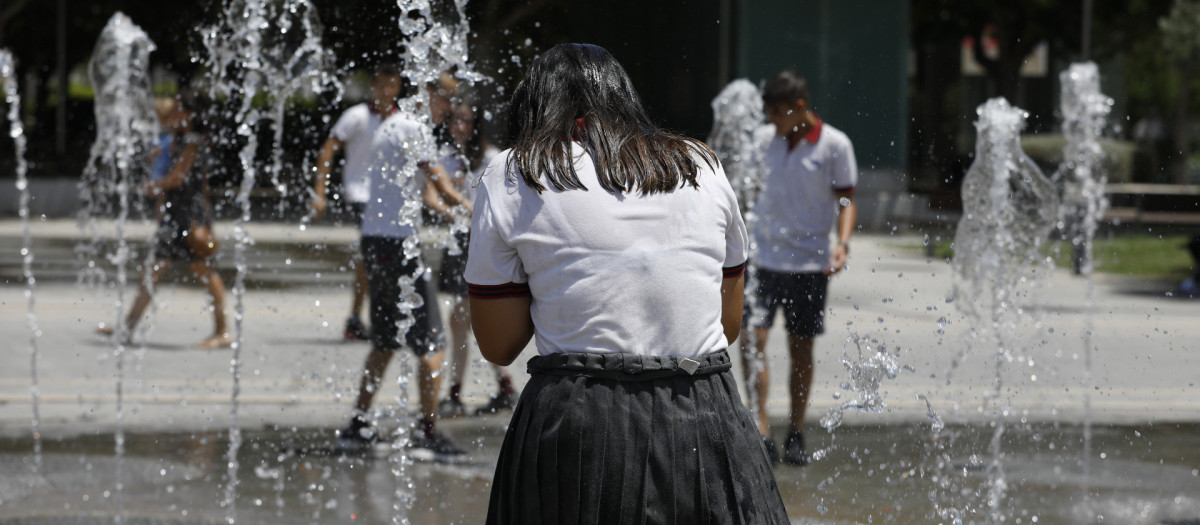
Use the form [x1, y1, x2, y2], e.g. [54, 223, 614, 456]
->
[437, 231, 470, 297]
[348, 202, 366, 228]
[154, 217, 208, 262]
[748, 268, 828, 338]
[362, 236, 444, 355]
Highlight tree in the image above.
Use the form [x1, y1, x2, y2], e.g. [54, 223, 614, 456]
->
[963, 1, 1069, 101]
[1160, 0, 1200, 183]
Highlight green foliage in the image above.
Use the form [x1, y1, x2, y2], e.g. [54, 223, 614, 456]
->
[1053, 235, 1195, 279]
[1161, 0, 1200, 67]
[1020, 134, 1139, 183]
[920, 234, 1196, 280]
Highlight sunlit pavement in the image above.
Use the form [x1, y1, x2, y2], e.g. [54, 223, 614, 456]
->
[1, 219, 1198, 523]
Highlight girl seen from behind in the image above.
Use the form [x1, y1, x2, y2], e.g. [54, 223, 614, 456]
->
[466, 43, 789, 524]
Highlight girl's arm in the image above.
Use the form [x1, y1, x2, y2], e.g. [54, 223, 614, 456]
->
[423, 163, 471, 211]
[146, 141, 199, 196]
[721, 274, 745, 345]
[421, 177, 455, 221]
[469, 295, 533, 366]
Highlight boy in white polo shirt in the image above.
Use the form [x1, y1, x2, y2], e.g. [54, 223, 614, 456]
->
[743, 69, 858, 465]
[335, 90, 471, 459]
[311, 65, 402, 341]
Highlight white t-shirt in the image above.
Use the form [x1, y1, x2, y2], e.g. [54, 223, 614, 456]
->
[752, 120, 857, 272]
[465, 143, 749, 357]
[360, 113, 436, 239]
[440, 143, 501, 205]
[330, 103, 391, 204]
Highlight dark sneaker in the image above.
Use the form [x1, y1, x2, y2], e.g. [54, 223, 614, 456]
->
[473, 391, 517, 416]
[335, 416, 379, 453]
[783, 430, 810, 466]
[763, 436, 779, 463]
[437, 397, 466, 419]
[343, 316, 369, 341]
[408, 432, 467, 463]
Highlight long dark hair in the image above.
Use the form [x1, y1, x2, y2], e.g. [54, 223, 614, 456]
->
[507, 43, 715, 195]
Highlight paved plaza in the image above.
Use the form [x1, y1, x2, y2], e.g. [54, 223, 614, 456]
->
[1, 218, 1196, 435]
[0, 218, 1197, 523]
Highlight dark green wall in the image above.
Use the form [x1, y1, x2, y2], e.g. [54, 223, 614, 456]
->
[738, 0, 910, 170]
[567, 0, 724, 140]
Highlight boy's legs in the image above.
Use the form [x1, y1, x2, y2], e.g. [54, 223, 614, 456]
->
[344, 236, 408, 439]
[447, 296, 470, 396]
[344, 236, 447, 447]
[353, 347, 394, 413]
[403, 267, 465, 455]
[741, 268, 782, 437]
[740, 326, 772, 436]
[418, 350, 444, 422]
[351, 263, 367, 320]
[406, 271, 448, 436]
[345, 203, 370, 339]
[440, 235, 472, 403]
[440, 236, 516, 415]
[787, 335, 815, 431]
[437, 295, 470, 417]
[779, 271, 827, 465]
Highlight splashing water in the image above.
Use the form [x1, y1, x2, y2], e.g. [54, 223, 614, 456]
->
[200, 2, 339, 521]
[78, 13, 159, 287]
[376, 2, 485, 521]
[952, 98, 1059, 321]
[707, 79, 769, 425]
[1056, 61, 1112, 502]
[2, 48, 43, 474]
[819, 335, 902, 431]
[709, 79, 765, 209]
[1056, 62, 1112, 277]
[76, 14, 159, 522]
[950, 98, 1060, 523]
[77, 11, 159, 302]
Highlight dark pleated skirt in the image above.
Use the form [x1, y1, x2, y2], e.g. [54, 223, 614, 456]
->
[486, 350, 789, 525]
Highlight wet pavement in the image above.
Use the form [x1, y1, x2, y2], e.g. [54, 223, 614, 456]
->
[1, 219, 1198, 524]
[3, 422, 1198, 524]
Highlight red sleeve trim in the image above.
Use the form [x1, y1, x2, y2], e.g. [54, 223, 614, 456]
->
[467, 282, 531, 299]
[722, 262, 747, 278]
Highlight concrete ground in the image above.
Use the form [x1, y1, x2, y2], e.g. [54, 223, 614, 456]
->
[2, 218, 1196, 434]
[0, 218, 1198, 524]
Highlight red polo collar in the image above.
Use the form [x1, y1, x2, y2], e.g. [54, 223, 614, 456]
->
[803, 115, 823, 144]
[369, 101, 398, 117]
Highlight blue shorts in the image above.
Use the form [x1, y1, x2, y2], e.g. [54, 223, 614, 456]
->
[748, 268, 828, 338]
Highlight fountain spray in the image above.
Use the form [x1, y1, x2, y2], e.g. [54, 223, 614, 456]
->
[78, 14, 159, 521]
[200, 1, 339, 521]
[1, 48, 42, 475]
[707, 79, 769, 428]
[374, 2, 484, 521]
[949, 98, 1060, 522]
[1056, 60, 1112, 504]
